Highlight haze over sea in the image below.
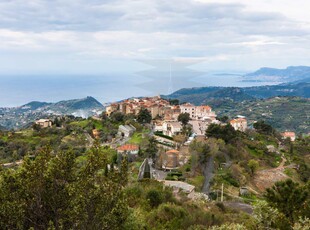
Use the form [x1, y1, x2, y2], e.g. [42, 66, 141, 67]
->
[0, 72, 277, 107]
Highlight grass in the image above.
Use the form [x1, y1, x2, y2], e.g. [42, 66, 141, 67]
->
[128, 128, 149, 145]
[69, 120, 91, 128]
[128, 133, 144, 145]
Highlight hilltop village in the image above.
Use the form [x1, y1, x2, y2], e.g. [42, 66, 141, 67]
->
[106, 96, 220, 137]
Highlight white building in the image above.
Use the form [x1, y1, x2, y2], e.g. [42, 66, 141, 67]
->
[281, 132, 296, 142]
[117, 124, 136, 138]
[35, 119, 52, 128]
[230, 118, 247, 132]
[162, 121, 182, 137]
[180, 103, 216, 121]
[189, 120, 210, 136]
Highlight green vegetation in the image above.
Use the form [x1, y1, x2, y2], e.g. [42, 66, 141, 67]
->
[154, 131, 174, 140]
[205, 124, 239, 143]
[248, 160, 259, 176]
[178, 112, 190, 126]
[137, 108, 152, 124]
[0, 105, 309, 229]
[0, 144, 128, 229]
[167, 86, 310, 133]
[265, 179, 309, 224]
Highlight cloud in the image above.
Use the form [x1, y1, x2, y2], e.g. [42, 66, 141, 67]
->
[0, 0, 309, 74]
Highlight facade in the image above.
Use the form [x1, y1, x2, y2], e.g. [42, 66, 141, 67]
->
[161, 149, 180, 170]
[180, 103, 196, 119]
[92, 129, 100, 139]
[106, 96, 170, 118]
[105, 103, 118, 116]
[180, 103, 216, 121]
[117, 125, 136, 138]
[117, 144, 139, 155]
[162, 121, 182, 137]
[35, 119, 52, 128]
[189, 120, 209, 136]
[117, 144, 139, 161]
[230, 118, 247, 132]
[281, 131, 296, 141]
[153, 120, 164, 132]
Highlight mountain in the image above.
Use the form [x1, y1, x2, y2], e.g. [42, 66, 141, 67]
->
[166, 82, 310, 105]
[166, 87, 255, 105]
[243, 66, 310, 83]
[0, 96, 104, 130]
[244, 82, 310, 98]
[165, 83, 310, 133]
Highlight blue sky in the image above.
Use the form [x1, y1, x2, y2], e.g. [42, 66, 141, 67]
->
[0, 0, 310, 75]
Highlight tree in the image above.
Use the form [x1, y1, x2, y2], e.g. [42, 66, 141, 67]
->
[264, 179, 308, 224]
[0, 144, 129, 229]
[173, 134, 187, 144]
[248, 160, 259, 176]
[169, 99, 180, 105]
[137, 108, 152, 124]
[32, 123, 41, 131]
[178, 113, 190, 126]
[205, 124, 238, 143]
[145, 137, 158, 160]
[110, 111, 124, 123]
[216, 116, 229, 123]
[253, 200, 289, 230]
[146, 189, 163, 208]
[253, 120, 274, 135]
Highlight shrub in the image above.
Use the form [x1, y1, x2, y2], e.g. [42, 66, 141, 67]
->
[146, 189, 164, 208]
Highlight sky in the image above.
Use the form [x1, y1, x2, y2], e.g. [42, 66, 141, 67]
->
[0, 0, 310, 76]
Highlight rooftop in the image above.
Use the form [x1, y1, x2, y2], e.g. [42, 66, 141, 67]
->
[117, 144, 139, 151]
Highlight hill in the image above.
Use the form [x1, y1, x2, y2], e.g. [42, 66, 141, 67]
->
[243, 66, 310, 83]
[215, 97, 310, 133]
[0, 96, 104, 130]
[165, 84, 310, 133]
[166, 82, 310, 105]
[244, 82, 310, 98]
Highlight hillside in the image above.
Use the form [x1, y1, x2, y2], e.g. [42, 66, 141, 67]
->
[215, 97, 310, 133]
[244, 82, 310, 98]
[166, 82, 310, 104]
[243, 66, 310, 83]
[165, 83, 310, 133]
[0, 96, 104, 130]
[0, 111, 309, 229]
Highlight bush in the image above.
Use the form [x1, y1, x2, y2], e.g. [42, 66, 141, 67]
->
[146, 189, 164, 208]
[154, 131, 174, 140]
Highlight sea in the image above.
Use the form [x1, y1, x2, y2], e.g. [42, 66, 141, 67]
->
[0, 72, 278, 107]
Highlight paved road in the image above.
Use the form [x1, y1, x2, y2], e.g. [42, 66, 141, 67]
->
[148, 158, 168, 180]
[201, 156, 214, 194]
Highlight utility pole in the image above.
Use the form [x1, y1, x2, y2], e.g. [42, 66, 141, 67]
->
[221, 183, 224, 202]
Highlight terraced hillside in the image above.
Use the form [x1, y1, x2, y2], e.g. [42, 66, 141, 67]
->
[215, 97, 310, 133]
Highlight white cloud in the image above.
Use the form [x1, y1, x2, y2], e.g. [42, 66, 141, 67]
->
[0, 0, 309, 74]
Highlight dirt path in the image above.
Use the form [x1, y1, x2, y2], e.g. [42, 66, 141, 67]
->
[252, 155, 289, 192]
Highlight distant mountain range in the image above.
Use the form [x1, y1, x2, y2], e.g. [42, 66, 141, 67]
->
[0, 96, 104, 130]
[243, 66, 310, 83]
[165, 82, 310, 105]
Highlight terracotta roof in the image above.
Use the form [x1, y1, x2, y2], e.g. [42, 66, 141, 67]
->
[181, 103, 194, 107]
[117, 144, 139, 151]
[198, 105, 212, 110]
[230, 118, 247, 124]
[281, 132, 295, 137]
[166, 149, 180, 154]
